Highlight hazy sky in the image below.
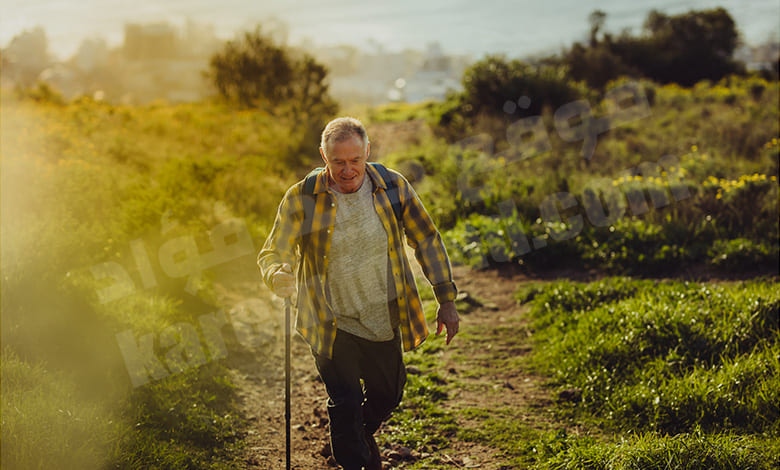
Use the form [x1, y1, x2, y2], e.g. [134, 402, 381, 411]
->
[1, 0, 778, 60]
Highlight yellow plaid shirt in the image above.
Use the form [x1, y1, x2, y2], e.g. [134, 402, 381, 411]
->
[258, 163, 457, 358]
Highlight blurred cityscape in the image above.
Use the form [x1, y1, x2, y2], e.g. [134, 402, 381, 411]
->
[0, 20, 472, 106]
[1, 19, 776, 106]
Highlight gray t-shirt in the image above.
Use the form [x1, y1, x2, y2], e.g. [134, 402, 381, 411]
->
[326, 177, 394, 341]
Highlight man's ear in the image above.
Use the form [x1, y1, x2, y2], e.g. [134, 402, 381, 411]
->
[366, 141, 371, 159]
[319, 146, 327, 165]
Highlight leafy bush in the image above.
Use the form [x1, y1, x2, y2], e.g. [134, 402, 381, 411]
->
[709, 238, 780, 269]
[435, 55, 589, 142]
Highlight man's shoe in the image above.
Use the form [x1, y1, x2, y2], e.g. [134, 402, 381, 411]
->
[364, 432, 382, 470]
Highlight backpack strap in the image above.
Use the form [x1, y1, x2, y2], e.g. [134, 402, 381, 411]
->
[368, 162, 403, 223]
[301, 163, 403, 238]
[301, 167, 323, 239]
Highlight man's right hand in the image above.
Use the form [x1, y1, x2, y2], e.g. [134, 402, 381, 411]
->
[271, 263, 296, 298]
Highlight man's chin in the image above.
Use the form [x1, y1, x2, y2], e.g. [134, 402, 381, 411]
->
[339, 178, 361, 192]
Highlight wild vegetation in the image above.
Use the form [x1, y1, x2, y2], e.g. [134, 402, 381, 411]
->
[0, 93, 310, 468]
[2, 6, 778, 470]
[379, 75, 778, 275]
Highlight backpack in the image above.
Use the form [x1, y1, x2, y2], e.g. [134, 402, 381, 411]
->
[301, 162, 402, 237]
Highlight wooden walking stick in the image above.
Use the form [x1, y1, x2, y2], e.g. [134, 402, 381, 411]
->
[284, 297, 292, 470]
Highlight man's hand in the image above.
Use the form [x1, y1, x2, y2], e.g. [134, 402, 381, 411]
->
[436, 301, 459, 345]
[271, 263, 296, 298]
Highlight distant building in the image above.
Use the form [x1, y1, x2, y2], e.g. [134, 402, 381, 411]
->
[388, 43, 468, 103]
[318, 41, 470, 105]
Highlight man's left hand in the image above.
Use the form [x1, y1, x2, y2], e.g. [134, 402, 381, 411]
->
[436, 301, 459, 345]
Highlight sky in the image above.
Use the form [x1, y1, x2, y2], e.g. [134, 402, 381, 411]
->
[1, 0, 778, 60]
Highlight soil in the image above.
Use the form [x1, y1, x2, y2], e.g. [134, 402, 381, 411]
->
[212, 257, 553, 470]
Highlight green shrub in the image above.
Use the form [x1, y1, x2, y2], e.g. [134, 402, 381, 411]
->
[709, 238, 779, 269]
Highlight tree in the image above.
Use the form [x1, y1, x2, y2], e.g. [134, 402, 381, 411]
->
[559, 8, 745, 89]
[2, 26, 51, 87]
[588, 10, 607, 47]
[207, 26, 337, 118]
[615, 8, 744, 86]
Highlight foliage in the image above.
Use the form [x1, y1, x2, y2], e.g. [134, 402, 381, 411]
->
[558, 8, 745, 89]
[207, 26, 338, 163]
[384, 75, 778, 274]
[435, 55, 589, 141]
[543, 429, 780, 470]
[708, 238, 779, 270]
[207, 26, 337, 117]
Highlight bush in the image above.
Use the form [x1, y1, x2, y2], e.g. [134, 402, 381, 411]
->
[708, 238, 779, 269]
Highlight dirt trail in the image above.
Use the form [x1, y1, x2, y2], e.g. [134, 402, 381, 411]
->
[213, 259, 548, 469]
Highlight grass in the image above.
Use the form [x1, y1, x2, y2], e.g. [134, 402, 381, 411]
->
[380, 300, 459, 456]
[0, 91, 317, 469]
[0, 349, 115, 469]
[376, 276, 779, 469]
[519, 278, 779, 434]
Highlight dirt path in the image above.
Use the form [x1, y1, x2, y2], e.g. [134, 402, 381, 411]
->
[213, 260, 550, 469]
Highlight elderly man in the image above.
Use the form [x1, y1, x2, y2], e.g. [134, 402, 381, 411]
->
[258, 117, 459, 470]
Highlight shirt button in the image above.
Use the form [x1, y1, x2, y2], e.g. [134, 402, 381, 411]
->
[331, 202, 335, 207]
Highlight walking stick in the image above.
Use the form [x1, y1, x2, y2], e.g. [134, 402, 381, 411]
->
[284, 297, 292, 470]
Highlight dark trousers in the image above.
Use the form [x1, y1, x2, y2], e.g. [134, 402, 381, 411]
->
[313, 329, 407, 470]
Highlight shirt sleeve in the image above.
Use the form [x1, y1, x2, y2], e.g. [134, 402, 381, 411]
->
[396, 172, 458, 304]
[257, 184, 304, 289]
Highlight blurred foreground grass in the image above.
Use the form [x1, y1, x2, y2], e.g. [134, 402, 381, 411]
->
[1, 92, 314, 468]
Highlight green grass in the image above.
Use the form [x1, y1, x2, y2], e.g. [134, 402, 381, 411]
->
[381, 338, 460, 460]
[513, 277, 779, 468]
[519, 278, 779, 433]
[379, 277, 779, 469]
[543, 429, 780, 470]
[1, 350, 115, 469]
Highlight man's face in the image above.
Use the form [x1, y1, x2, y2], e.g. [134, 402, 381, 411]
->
[320, 136, 369, 194]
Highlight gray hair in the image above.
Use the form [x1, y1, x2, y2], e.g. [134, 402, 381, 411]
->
[320, 117, 369, 156]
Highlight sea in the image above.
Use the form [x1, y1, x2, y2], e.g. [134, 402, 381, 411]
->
[1, 0, 778, 60]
